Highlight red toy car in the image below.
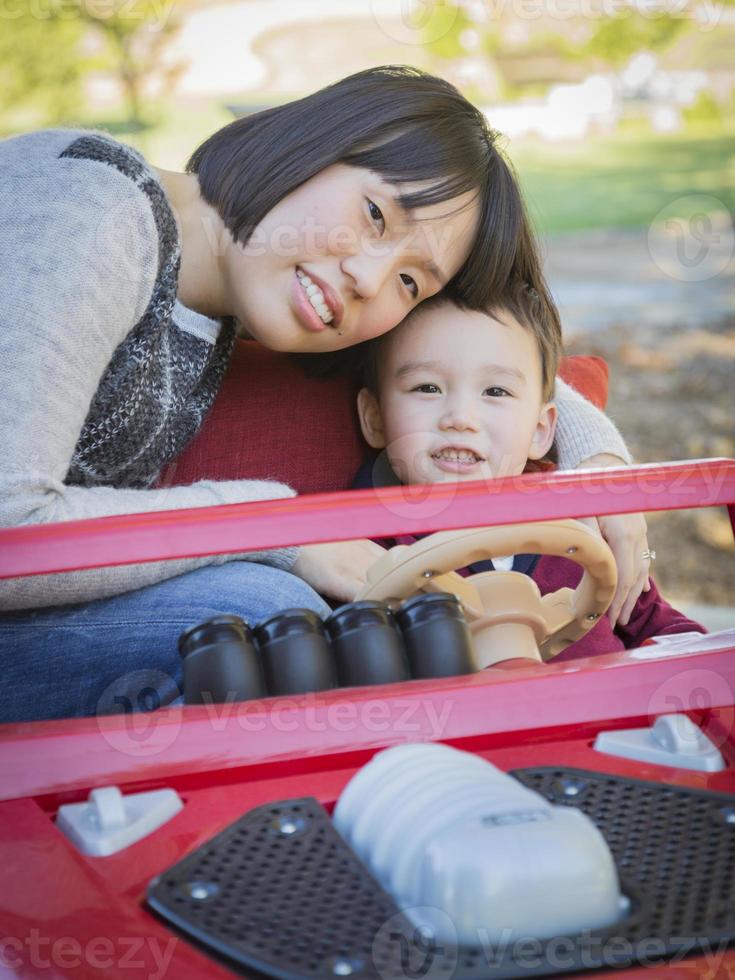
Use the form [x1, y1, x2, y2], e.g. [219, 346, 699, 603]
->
[0, 344, 733, 979]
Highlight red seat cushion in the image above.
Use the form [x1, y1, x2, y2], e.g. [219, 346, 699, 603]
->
[159, 342, 608, 495]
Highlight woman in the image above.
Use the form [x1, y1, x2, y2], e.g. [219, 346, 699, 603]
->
[0, 66, 646, 721]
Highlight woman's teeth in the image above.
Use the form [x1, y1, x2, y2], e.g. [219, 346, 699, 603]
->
[296, 269, 334, 325]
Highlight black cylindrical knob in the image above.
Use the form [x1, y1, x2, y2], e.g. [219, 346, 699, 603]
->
[255, 608, 336, 696]
[396, 593, 477, 679]
[326, 600, 411, 688]
[179, 615, 265, 705]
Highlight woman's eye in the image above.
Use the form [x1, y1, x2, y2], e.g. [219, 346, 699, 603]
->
[400, 273, 419, 299]
[412, 383, 440, 394]
[367, 198, 385, 234]
[484, 386, 510, 397]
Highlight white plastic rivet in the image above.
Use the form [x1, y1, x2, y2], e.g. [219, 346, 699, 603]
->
[560, 777, 586, 797]
[185, 881, 218, 901]
[422, 570, 435, 579]
[566, 546, 578, 555]
[272, 814, 307, 836]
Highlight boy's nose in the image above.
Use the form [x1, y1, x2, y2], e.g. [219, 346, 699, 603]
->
[439, 400, 480, 432]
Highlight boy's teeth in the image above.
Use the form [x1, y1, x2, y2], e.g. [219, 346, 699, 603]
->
[297, 269, 334, 324]
[435, 449, 480, 462]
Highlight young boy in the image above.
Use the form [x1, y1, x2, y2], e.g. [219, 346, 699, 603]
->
[354, 288, 703, 661]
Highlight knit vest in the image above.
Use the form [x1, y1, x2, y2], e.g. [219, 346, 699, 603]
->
[60, 135, 236, 489]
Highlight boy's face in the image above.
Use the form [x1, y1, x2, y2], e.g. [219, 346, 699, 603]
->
[357, 303, 557, 485]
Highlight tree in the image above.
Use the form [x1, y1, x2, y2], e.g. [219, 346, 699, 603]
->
[582, 10, 688, 67]
[0, 7, 87, 127]
[77, 0, 185, 128]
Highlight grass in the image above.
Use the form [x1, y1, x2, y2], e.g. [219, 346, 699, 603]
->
[509, 123, 735, 235]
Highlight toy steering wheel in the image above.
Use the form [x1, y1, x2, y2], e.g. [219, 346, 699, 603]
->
[357, 520, 617, 667]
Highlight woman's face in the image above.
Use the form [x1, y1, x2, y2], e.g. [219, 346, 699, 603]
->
[221, 164, 480, 353]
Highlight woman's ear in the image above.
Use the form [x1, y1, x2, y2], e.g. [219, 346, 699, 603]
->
[528, 401, 558, 461]
[357, 387, 386, 449]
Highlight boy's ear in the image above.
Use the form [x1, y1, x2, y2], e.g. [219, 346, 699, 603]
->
[357, 387, 387, 449]
[527, 401, 558, 461]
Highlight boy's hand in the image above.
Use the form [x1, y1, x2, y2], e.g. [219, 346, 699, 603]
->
[291, 540, 387, 603]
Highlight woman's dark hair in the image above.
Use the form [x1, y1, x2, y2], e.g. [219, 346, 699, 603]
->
[189, 64, 555, 376]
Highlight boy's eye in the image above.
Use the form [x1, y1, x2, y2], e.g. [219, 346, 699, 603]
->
[367, 198, 385, 234]
[484, 386, 510, 397]
[400, 273, 419, 299]
[412, 383, 441, 394]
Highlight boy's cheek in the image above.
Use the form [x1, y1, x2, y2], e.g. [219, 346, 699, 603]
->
[385, 435, 434, 485]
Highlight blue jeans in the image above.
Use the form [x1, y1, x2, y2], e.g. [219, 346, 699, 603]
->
[0, 562, 331, 723]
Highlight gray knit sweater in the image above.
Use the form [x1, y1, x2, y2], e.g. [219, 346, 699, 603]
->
[0, 128, 630, 612]
[0, 129, 299, 611]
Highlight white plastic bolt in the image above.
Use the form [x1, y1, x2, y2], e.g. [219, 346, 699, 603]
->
[88, 787, 127, 830]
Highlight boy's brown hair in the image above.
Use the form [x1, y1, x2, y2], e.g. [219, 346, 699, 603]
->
[490, 280, 561, 403]
[360, 282, 562, 404]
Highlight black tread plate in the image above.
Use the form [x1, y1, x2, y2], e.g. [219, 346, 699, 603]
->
[147, 768, 735, 978]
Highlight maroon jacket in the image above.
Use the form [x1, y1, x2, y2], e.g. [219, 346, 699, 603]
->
[354, 458, 705, 661]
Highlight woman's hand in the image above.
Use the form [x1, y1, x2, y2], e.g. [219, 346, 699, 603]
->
[575, 454, 652, 627]
[291, 539, 387, 603]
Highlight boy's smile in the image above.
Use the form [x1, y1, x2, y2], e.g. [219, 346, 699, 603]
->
[357, 300, 557, 486]
[430, 445, 486, 474]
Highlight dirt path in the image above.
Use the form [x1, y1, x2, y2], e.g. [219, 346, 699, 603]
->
[547, 228, 735, 608]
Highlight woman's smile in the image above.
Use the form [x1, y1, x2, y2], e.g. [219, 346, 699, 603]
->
[292, 268, 331, 333]
[294, 267, 344, 330]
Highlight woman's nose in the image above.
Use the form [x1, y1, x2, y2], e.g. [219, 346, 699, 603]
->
[340, 251, 395, 300]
